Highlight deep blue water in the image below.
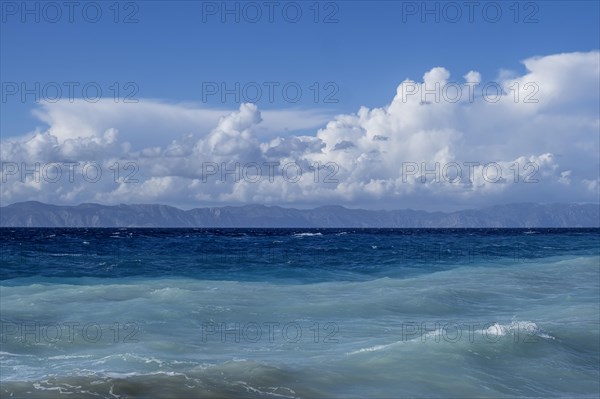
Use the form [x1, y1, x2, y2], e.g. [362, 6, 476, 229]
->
[2, 228, 599, 281]
[1, 228, 599, 398]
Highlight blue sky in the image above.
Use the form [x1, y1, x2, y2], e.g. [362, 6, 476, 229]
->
[2, 1, 598, 135]
[1, 1, 599, 210]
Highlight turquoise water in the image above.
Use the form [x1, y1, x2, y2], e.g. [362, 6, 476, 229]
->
[1, 228, 599, 398]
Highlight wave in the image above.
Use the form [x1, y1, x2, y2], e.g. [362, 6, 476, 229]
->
[347, 320, 557, 356]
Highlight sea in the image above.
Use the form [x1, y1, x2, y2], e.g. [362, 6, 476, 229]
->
[1, 228, 599, 398]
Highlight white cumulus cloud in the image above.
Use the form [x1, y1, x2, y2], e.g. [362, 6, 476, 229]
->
[1, 51, 598, 210]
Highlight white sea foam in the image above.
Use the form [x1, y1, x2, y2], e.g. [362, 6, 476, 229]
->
[347, 341, 404, 355]
[0, 351, 34, 357]
[477, 320, 555, 340]
[233, 381, 299, 398]
[292, 232, 323, 238]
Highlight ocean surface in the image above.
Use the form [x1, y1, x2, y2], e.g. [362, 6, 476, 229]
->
[1, 228, 599, 398]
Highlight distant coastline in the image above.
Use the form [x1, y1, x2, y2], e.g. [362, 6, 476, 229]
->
[1, 201, 598, 228]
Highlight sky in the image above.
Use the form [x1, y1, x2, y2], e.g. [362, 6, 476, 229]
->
[0, 0, 599, 211]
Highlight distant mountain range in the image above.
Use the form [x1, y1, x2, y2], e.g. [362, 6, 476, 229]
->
[0, 201, 598, 228]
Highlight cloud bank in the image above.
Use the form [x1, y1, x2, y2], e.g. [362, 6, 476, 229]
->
[1, 51, 599, 210]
